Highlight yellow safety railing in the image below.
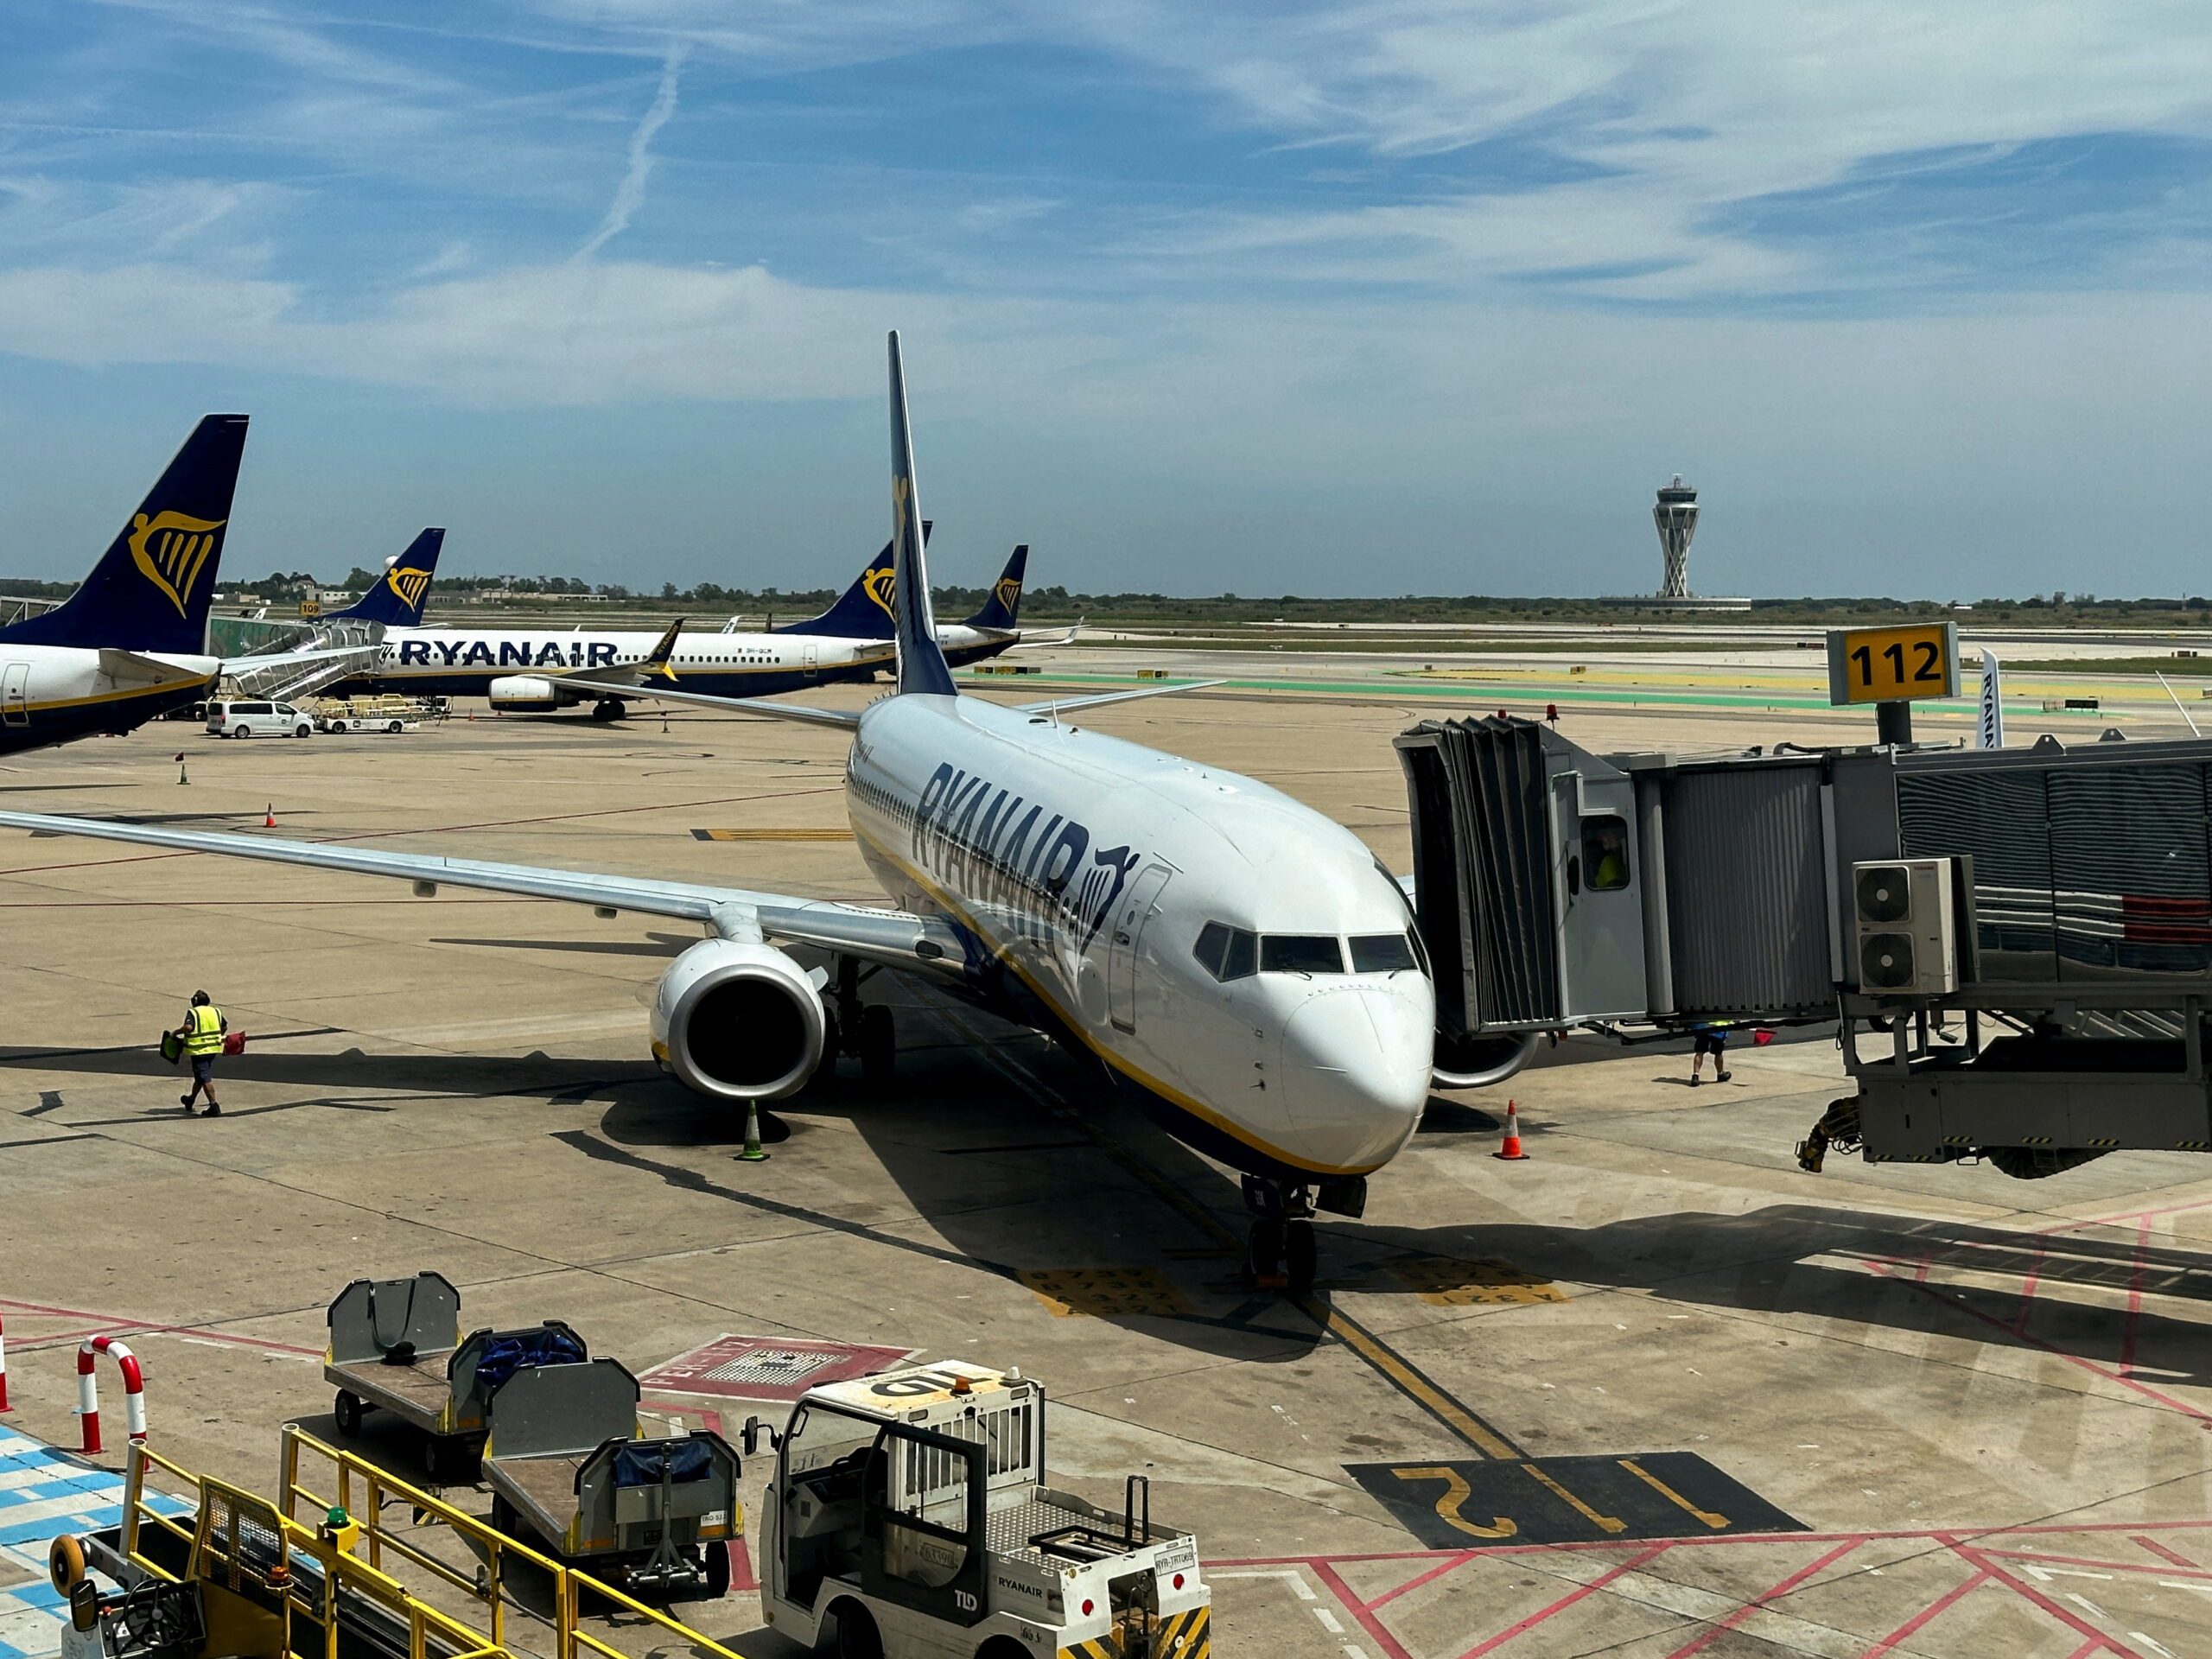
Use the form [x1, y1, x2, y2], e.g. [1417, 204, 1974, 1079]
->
[278, 1426, 745, 1659]
[124, 1445, 497, 1659]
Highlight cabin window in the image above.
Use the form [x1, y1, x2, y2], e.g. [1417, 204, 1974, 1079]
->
[1261, 935, 1344, 975]
[1350, 932, 1419, 974]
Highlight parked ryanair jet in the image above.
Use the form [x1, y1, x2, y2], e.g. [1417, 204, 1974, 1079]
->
[0, 337, 1474, 1288]
[328, 528, 445, 630]
[327, 536, 1049, 717]
[0, 416, 248, 754]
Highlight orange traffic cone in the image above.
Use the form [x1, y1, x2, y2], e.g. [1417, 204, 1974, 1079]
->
[1494, 1099, 1529, 1161]
[264, 803, 276, 828]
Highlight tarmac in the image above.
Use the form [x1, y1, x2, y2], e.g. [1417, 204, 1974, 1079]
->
[1, 655, 2208, 1659]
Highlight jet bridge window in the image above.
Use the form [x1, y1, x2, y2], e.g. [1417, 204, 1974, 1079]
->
[1261, 935, 1345, 975]
[1350, 932, 1421, 974]
[1581, 816, 1630, 892]
[1193, 922, 1257, 982]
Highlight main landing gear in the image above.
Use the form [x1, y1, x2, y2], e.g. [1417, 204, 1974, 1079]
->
[590, 697, 628, 721]
[817, 956, 897, 1088]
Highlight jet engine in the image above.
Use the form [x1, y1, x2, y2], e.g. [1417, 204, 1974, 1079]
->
[488, 676, 568, 711]
[650, 938, 826, 1102]
[1433, 1028, 1538, 1090]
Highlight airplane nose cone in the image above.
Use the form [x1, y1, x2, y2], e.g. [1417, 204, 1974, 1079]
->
[1280, 987, 1432, 1168]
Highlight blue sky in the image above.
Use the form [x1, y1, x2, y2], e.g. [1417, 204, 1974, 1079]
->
[3, 2, 2209, 598]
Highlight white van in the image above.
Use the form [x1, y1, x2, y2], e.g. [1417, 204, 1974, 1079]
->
[204, 700, 315, 739]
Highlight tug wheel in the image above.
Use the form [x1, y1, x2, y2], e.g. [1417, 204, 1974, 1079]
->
[48, 1534, 87, 1597]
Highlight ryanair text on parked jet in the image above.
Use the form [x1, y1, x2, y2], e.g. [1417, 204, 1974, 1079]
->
[0, 337, 1496, 1288]
[0, 416, 248, 754]
[334, 537, 1046, 718]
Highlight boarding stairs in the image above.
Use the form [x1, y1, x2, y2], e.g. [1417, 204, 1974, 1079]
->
[223, 620, 384, 702]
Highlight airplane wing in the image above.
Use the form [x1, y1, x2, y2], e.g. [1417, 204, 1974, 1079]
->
[543, 617, 685, 689]
[0, 810, 968, 976]
[1011, 679, 1226, 715]
[1005, 620, 1083, 650]
[559, 675, 864, 729]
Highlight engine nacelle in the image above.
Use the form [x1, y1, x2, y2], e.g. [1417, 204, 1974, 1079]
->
[1433, 1029, 1539, 1090]
[651, 938, 825, 1102]
[488, 675, 569, 711]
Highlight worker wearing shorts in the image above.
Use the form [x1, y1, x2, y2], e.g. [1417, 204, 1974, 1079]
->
[1690, 1022, 1732, 1086]
[176, 990, 226, 1117]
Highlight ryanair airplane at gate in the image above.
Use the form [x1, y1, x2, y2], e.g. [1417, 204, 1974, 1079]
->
[0, 416, 248, 754]
[0, 336, 1493, 1290]
[327, 538, 1048, 717]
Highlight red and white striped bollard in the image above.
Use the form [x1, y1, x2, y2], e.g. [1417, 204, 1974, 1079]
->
[77, 1337, 145, 1453]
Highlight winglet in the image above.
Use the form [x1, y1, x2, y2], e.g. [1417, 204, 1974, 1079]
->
[644, 616, 684, 681]
[887, 333, 957, 697]
[335, 528, 444, 626]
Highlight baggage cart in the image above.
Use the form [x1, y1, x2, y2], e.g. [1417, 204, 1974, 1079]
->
[482, 1357, 741, 1598]
[321, 1272, 587, 1479]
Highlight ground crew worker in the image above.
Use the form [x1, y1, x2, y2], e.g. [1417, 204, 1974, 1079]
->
[1689, 1019, 1733, 1087]
[175, 989, 226, 1117]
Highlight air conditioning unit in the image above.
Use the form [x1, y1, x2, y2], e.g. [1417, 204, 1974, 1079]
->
[1852, 859, 1958, 995]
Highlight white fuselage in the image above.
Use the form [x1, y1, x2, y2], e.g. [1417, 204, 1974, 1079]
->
[0, 643, 219, 753]
[845, 693, 1433, 1179]
[351, 623, 1010, 702]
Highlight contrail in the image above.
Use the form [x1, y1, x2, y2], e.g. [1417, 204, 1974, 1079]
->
[576, 42, 688, 260]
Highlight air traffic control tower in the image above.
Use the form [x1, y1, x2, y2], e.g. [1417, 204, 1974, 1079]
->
[1654, 474, 1699, 599]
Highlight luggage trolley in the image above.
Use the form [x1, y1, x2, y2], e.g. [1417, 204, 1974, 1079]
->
[481, 1357, 741, 1598]
[321, 1271, 588, 1479]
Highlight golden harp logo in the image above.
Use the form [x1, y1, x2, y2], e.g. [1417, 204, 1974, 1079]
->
[861, 566, 897, 616]
[994, 576, 1021, 614]
[127, 511, 225, 618]
[385, 566, 433, 613]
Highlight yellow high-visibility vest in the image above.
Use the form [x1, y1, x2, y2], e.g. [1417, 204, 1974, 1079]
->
[185, 1004, 226, 1057]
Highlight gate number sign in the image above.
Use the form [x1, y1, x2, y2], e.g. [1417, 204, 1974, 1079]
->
[1826, 622, 1959, 707]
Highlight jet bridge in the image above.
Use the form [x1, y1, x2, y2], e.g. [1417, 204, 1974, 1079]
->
[1397, 717, 2212, 1178]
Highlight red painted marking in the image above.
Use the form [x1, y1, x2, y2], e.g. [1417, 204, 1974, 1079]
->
[1457, 1542, 1670, 1659]
[1662, 1538, 1862, 1658]
[2132, 1534, 2197, 1569]
[1369, 1550, 1474, 1611]
[1990, 1548, 2212, 1580]
[2061, 1643, 2107, 1659]
[1, 1298, 319, 1358]
[2117, 1218, 2152, 1379]
[1858, 1569, 1989, 1658]
[1944, 1536, 2145, 1659]
[730, 1535, 758, 1593]
[639, 1334, 912, 1402]
[2012, 1241, 2046, 1334]
[1864, 1260, 2212, 1425]
[1308, 1560, 1417, 1659]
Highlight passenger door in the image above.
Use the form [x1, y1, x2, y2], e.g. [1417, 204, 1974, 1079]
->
[803, 643, 819, 680]
[1108, 863, 1175, 1034]
[2, 663, 28, 728]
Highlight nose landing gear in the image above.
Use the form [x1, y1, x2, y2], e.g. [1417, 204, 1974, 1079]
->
[1241, 1176, 1319, 1294]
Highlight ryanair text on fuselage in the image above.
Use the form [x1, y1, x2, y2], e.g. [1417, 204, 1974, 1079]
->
[391, 638, 622, 670]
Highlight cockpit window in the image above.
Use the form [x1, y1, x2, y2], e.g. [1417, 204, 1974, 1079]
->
[1261, 935, 1345, 975]
[1350, 932, 1419, 974]
[1195, 922, 1257, 982]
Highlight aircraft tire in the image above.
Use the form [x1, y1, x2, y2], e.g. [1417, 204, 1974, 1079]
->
[591, 699, 626, 722]
[860, 1006, 896, 1084]
[1284, 1221, 1318, 1293]
[1246, 1218, 1285, 1287]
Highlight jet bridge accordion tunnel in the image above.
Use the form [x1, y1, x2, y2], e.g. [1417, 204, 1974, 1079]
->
[1396, 717, 2212, 1179]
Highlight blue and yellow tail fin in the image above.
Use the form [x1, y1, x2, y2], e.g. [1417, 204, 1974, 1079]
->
[887, 333, 956, 697]
[334, 528, 443, 626]
[2, 415, 249, 653]
[962, 544, 1027, 632]
[776, 522, 928, 639]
